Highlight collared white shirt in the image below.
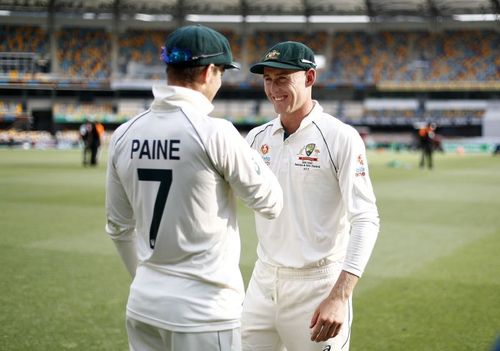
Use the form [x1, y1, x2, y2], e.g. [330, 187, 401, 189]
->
[106, 85, 282, 332]
[246, 101, 379, 276]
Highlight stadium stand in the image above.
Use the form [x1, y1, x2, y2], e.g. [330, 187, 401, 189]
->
[0, 24, 498, 88]
[119, 29, 168, 80]
[0, 25, 49, 80]
[0, 0, 499, 148]
[57, 28, 111, 80]
[0, 25, 48, 58]
[327, 30, 500, 86]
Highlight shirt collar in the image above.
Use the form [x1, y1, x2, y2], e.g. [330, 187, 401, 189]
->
[270, 100, 323, 136]
[151, 84, 214, 115]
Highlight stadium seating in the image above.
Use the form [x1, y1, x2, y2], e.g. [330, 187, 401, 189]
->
[0, 25, 47, 56]
[0, 24, 496, 134]
[119, 29, 168, 80]
[57, 27, 111, 80]
[328, 30, 499, 85]
[1, 24, 498, 87]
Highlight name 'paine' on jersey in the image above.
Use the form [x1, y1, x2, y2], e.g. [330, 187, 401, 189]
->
[105, 85, 283, 332]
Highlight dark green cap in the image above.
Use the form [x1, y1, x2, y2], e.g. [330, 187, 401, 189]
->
[162, 24, 239, 70]
[250, 41, 316, 74]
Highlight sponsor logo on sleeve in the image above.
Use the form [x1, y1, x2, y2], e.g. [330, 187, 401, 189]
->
[355, 154, 366, 177]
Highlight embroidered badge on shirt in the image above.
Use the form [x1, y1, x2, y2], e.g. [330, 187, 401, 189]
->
[295, 143, 320, 170]
[260, 144, 269, 154]
[260, 144, 271, 165]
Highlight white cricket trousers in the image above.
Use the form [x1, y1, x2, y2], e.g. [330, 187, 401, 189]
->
[126, 317, 241, 351]
[241, 259, 352, 351]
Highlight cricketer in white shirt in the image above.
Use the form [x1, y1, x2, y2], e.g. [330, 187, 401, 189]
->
[243, 101, 380, 351]
[246, 101, 379, 273]
[105, 85, 283, 334]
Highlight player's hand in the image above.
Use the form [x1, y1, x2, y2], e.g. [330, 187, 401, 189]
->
[309, 296, 346, 342]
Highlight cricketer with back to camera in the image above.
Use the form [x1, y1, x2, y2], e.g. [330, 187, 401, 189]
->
[105, 24, 283, 351]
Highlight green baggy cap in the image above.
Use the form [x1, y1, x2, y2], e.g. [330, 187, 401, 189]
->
[250, 41, 316, 74]
[162, 24, 239, 70]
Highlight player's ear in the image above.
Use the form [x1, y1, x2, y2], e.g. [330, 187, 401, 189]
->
[200, 64, 215, 84]
[305, 68, 316, 87]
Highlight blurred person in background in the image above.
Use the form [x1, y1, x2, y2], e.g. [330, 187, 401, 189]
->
[79, 119, 91, 165]
[79, 120, 103, 166]
[89, 121, 103, 166]
[242, 41, 380, 351]
[94, 121, 105, 164]
[105, 24, 283, 351]
[418, 122, 436, 169]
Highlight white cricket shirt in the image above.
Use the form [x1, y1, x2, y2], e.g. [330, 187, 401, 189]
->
[106, 85, 283, 332]
[246, 101, 379, 277]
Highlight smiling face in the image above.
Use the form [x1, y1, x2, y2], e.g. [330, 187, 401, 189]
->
[262, 67, 315, 120]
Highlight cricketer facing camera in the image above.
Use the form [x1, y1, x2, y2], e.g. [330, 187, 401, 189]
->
[105, 25, 283, 351]
[242, 41, 380, 351]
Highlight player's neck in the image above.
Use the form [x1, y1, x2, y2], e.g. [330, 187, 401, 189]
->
[281, 100, 314, 135]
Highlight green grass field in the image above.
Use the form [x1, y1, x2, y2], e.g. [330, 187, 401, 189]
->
[1, 148, 499, 350]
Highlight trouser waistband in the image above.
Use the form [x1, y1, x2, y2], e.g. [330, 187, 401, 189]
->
[257, 258, 343, 280]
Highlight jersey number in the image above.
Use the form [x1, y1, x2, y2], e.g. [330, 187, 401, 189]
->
[137, 168, 172, 249]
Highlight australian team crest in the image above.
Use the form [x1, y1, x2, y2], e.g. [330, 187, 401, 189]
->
[296, 142, 320, 169]
[305, 143, 315, 156]
[264, 50, 280, 61]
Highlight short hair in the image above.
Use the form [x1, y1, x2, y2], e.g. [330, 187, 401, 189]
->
[166, 65, 206, 84]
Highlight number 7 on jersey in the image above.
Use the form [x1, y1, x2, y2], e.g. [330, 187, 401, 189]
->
[137, 168, 172, 249]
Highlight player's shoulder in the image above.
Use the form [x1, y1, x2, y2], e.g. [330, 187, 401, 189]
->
[312, 111, 363, 149]
[111, 109, 151, 146]
[180, 106, 243, 145]
[197, 110, 241, 137]
[314, 111, 356, 135]
[246, 119, 276, 146]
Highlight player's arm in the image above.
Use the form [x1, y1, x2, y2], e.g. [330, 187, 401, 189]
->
[338, 126, 380, 277]
[311, 126, 380, 342]
[105, 134, 138, 278]
[208, 121, 283, 219]
[310, 270, 358, 342]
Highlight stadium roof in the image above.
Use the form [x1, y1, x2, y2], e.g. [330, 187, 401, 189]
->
[0, 0, 498, 18]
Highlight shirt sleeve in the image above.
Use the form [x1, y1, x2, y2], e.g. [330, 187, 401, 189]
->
[336, 126, 380, 277]
[208, 121, 283, 219]
[105, 132, 138, 277]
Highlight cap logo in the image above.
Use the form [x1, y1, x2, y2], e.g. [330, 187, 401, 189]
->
[264, 50, 280, 61]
